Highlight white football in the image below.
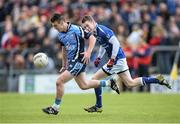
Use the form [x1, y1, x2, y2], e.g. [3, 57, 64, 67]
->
[33, 52, 48, 68]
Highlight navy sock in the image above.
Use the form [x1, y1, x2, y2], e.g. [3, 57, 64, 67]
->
[100, 80, 106, 87]
[55, 98, 61, 105]
[94, 87, 102, 108]
[142, 77, 160, 85]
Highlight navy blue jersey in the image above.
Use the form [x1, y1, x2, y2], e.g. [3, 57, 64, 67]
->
[94, 24, 126, 59]
[57, 23, 86, 62]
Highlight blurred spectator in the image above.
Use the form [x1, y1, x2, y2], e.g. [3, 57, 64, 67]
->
[1, 16, 20, 50]
[168, 16, 180, 45]
[0, 50, 6, 69]
[41, 37, 55, 59]
[134, 40, 152, 91]
[149, 15, 172, 73]
[13, 53, 25, 69]
[129, 2, 141, 24]
[116, 23, 128, 44]
[127, 24, 143, 49]
[0, 0, 6, 22]
[16, 5, 31, 36]
[26, 52, 35, 69]
[149, 16, 166, 45]
[148, 3, 158, 23]
[175, 7, 180, 28]
[35, 25, 46, 45]
[166, 0, 177, 15]
[119, 2, 129, 24]
[158, 2, 170, 26]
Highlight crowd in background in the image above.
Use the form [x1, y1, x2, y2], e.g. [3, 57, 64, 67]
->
[0, 0, 179, 77]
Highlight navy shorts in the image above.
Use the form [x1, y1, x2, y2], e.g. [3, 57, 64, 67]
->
[68, 59, 86, 76]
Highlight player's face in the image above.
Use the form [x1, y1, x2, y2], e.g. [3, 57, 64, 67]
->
[51, 21, 66, 32]
[82, 21, 96, 32]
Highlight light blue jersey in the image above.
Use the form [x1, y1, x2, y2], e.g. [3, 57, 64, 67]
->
[57, 23, 86, 62]
[57, 23, 90, 76]
[94, 24, 126, 60]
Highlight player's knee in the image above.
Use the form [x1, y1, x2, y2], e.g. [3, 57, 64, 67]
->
[79, 83, 89, 90]
[124, 80, 134, 88]
[125, 84, 132, 88]
[91, 76, 97, 80]
[80, 87, 87, 90]
[56, 78, 64, 87]
[80, 85, 88, 90]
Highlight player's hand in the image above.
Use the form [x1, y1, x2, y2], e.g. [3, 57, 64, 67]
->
[107, 58, 115, 68]
[94, 57, 101, 67]
[81, 51, 90, 64]
[59, 66, 66, 73]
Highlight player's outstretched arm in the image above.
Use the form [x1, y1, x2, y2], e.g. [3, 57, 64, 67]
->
[82, 35, 96, 64]
[109, 37, 120, 59]
[107, 37, 120, 68]
[59, 46, 67, 73]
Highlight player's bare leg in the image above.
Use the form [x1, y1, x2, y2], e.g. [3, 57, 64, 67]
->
[118, 70, 141, 88]
[118, 70, 171, 89]
[55, 70, 73, 99]
[74, 72, 99, 89]
[42, 70, 73, 115]
[92, 69, 109, 80]
[74, 72, 119, 93]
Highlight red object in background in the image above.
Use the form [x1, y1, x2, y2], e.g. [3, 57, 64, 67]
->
[149, 36, 161, 46]
[55, 5, 64, 14]
[136, 44, 152, 65]
[123, 46, 138, 69]
[119, 0, 127, 6]
[2, 35, 20, 49]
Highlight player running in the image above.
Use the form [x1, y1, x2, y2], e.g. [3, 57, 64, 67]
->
[81, 15, 171, 113]
[42, 13, 120, 115]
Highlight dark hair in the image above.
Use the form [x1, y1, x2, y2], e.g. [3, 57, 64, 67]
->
[50, 13, 65, 23]
[82, 15, 94, 23]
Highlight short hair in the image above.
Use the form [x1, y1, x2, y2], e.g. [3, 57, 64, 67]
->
[82, 15, 94, 23]
[50, 13, 65, 23]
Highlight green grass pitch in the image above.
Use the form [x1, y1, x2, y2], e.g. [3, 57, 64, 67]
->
[0, 93, 180, 123]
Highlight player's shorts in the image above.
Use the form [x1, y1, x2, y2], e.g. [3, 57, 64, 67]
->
[102, 58, 129, 75]
[68, 59, 86, 76]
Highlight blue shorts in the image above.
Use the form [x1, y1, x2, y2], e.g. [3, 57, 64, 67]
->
[68, 59, 86, 76]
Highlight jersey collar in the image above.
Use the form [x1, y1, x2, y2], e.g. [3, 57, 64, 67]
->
[62, 22, 71, 33]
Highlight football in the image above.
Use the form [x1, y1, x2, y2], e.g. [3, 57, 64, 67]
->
[33, 52, 48, 68]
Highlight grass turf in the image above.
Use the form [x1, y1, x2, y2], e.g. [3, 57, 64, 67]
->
[0, 93, 180, 123]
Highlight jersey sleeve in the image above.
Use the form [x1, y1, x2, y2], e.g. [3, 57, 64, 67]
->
[98, 25, 114, 40]
[57, 34, 64, 46]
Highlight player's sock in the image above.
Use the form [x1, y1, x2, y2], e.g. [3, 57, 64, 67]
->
[141, 77, 160, 85]
[100, 80, 110, 87]
[52, 98, 61, 110]
[94, 87, 102, 108]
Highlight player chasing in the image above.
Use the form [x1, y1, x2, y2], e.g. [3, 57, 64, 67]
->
[81, 15, 172, 113]
[42, 13, 120, 115]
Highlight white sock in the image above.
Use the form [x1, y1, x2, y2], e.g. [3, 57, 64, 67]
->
[139, 77, 144, 86]
[52, 103, 59, 110]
